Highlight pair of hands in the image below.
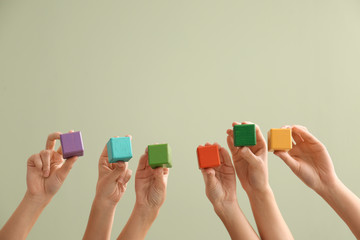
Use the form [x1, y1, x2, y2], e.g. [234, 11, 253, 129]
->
[201, 121, 269, 209]
[201, 122, 338, 209]
[95, 135, 169, 210]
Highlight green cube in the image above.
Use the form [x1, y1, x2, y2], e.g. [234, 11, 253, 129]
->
[233, 124, 257, 146]
[148, 144, 172, 169]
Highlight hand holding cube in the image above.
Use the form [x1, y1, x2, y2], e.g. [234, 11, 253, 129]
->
[273, 125, 338, 194]
[27, 131, 80, 201]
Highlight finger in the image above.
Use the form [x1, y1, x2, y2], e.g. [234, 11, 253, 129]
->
[237, 147, 258, 165]
[153, 167, 168, 185]
[232, 121, 242, 127]
[100, 143, 108, 158]
[46, 132, 61, 150]
[292, 125, 319, 144]
[292, 132, 304, 144]
[40, 150, 51, 177]
[226, 134, 239, 156]
[226, 129, 232, 135]
[110, 162, 128, 181]
[57, 156, 78, 182]
[201, 168, 217, 188]
[119, 169, 132, 184]
[125, 134, 132, 140]
[57, 146, 63, 155]
[274, 151, 299, 173]
[29, 154, 42, 170]
[205, 142, 211, 146]
[219, 147, 233, 167]
[252, 123, 266, 149]
[99, 143, 109, 166]
[137, 151, 149, 171]
[163, 167, 169, 176]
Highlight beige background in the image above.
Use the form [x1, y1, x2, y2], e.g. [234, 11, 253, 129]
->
[1, 0, 360, 239]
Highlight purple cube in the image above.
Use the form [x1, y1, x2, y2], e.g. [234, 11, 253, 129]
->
[60, 131, 84, 159]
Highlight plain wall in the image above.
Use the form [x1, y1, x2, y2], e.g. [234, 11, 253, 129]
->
[1, 0, 360, 239]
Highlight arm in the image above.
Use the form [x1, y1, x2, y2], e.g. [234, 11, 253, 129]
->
[275, 125, 360, 238]
[117, 147, 169, 240]
[227, 122, 294, 240]
[200, 143, 259, 240]
[0, 132, 79, 240]
[83, 136, 132, 240]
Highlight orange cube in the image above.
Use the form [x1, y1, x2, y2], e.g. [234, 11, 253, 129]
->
[268, 128, 292, 152]
[197, 145, 221, 169]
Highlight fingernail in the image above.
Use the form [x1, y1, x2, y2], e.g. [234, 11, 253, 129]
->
[43, 170, 50, 177]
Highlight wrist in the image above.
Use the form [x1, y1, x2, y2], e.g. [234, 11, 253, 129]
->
[213, 200, 240, 218]
[133, 203, 160, 222]
[318, 177, 343, 200]
[93, 195, 118, 209]
[245, 184, 273, 199]
[24, 191, 52, 208]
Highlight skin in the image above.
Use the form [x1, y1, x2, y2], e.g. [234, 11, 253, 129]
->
[83, 136, 132, 240]
[117, 146, 169, 240]
[227, 122, 294, 240]
[0, 131, 79, 240]
[199, 142, 259, 240]
[274, 125, 360, 239]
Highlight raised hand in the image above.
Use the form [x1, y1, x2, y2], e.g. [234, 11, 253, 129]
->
[199, 142, 259, 240]
[134, 147, 169, 209]
[95, 136, 132, 205]
[83, 136, 132, 240]
[274, 125, 337, 194]
[227, 122, 294, 240]
[0, 131, 79, 240]
[200, 143, 237, 207]
[274, 125, 360, 239]
[27, 131, 79, 201]
[117, 146, 170, 240]
[226, 122, 269, 194]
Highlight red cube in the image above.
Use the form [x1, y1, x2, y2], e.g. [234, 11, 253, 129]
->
[197, 145, 221, 169]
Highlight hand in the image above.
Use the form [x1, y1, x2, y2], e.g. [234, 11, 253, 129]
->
[95, 136, 132, 205]
[26, 131, 79, 202]
[134, 147, 169, 210]
[226, 122, 269, 194]
[274, 125, 338, 194]
[200, 143, 237, 208]
[83, 136, 132, 240]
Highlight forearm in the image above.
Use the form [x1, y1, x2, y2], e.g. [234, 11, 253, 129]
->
[117, 204, 158, 240]
[247, 187, 294, 240]
[83, 197, 117, 240]
[214, 202, 259, 240]
[0, 191, 50, 240]
[319, 179, 360, 238]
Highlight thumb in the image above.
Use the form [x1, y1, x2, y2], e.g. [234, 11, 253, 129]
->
[274, 151, 299, 173]
[237, 147, 259, 165]
[201, 168, 217, 189]
[153, 167, 167, 188]
[109, 162, 128, 182]
[57, 156, 78, 182]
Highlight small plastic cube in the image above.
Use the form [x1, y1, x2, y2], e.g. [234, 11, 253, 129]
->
[268, 128, 292, 152]
[107, 137, 133, 163]
[233, 124, 257, 146]
[197, 145, 221, 169]
[60, 131, 84, 159]
[148, 144, 172, 169]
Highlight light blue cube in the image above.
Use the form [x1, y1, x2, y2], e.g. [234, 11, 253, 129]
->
[107, 137, 133, 163]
